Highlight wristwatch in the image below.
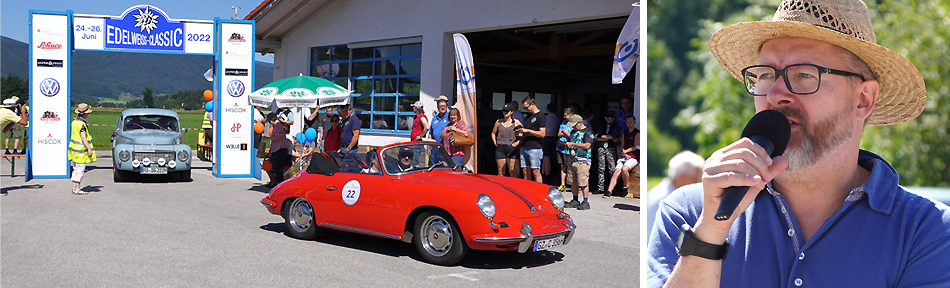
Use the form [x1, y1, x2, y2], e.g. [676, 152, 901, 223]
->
[676, 224, 729, 260]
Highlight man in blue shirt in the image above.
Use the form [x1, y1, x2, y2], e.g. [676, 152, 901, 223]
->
[648, 1, 950, 287]
[339, 104, 360, 154]
[429, 95, 450, 143]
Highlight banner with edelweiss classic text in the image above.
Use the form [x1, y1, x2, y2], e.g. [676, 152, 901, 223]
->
[72, 5, 214, 55]
[612, 5, 640, 84]
[28, 11, 71, 180]
[453, 33, 477, 172]
[213, 19, 256, 178]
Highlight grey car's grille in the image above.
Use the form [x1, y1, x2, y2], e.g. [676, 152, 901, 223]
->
[133, 152, 175, 162]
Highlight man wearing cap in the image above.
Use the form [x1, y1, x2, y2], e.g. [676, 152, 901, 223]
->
[2, 97, 26, 155]
[410, 101, 430, 141]
[68, 103, 96, 195]
[563, 114, 593, 210]
[429, 95, 450, 143]
[648, 0, 950, 287]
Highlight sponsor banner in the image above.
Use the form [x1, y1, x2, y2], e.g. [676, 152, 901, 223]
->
[452, 33, 477, 172]
[215, 21, 254, 177]
[30, 12, 71, 178]
[612, 6, 640, 84]
[73, 6, 213, 54]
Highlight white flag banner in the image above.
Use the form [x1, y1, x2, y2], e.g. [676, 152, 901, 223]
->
[612, 5, 640, 84]
[453, 33, 477, 172]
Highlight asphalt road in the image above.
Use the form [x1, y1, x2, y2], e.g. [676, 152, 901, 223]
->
[1, 152, 639, 287]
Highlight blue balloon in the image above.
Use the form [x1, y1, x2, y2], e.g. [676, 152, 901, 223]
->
[296, 132, 305, 143]
[305, 128, 317, 142]
[204, 101, 213, 112]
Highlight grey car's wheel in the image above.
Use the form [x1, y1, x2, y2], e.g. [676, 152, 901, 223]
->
[179, 169, 191, 182]
[284, 198, 324, 240]
[413, 210, 468, 265]
[113, 165, 125, 182]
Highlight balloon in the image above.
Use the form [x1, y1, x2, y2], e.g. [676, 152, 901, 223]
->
[203, 90, 213, 101]
[254, 123, 264, 134]
[305, 128, 317, 142]
[204, 101, 213, 112]
[262, 161, 272, 172]
[296, 133, 305, 143]
[268, 127, 273, 136]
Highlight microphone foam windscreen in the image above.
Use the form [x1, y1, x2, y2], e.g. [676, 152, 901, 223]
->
[741, 110, 791, 157]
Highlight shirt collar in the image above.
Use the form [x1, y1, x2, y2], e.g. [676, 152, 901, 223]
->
[766, 150, 900, 215]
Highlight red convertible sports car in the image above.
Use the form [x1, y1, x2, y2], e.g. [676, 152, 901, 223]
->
[261, 141, 575, 265]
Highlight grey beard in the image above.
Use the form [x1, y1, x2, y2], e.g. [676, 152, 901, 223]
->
[781, 110, 853, 172]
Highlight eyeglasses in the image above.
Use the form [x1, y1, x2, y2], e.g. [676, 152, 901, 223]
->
[741, 64, 866, 96]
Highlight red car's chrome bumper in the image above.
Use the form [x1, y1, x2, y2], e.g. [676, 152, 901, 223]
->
[472, 213, 575, 253]
[261, 197, 278, 215]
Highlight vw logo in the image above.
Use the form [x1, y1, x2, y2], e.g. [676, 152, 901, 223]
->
[227, 80, 245, 97]
[39, 78, 60, 97]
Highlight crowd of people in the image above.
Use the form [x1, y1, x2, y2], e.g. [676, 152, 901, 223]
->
[488, 95, 641, 211]
[254, 94, 641, 204]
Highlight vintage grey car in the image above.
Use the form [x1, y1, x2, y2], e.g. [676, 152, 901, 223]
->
[111, 108, 192, 182]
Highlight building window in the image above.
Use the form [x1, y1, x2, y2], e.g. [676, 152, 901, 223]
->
[311, 43, 422, 134]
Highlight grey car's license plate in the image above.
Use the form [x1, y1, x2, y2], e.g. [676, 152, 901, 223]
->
[141, 167, 167, 174]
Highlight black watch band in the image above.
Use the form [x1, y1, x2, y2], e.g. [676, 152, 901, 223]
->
[676, 224, 729, 260]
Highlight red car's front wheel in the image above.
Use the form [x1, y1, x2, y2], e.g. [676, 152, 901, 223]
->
[414, 210, 468, 265]
[285, 198, 325, 240]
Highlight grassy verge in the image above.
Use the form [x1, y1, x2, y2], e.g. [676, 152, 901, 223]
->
[647, 177, 664, 193]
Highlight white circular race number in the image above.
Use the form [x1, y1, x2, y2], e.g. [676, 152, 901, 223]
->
[342, 180, 361, 206]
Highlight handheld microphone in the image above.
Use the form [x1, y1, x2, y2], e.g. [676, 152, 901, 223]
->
[714, 110, 791, 221]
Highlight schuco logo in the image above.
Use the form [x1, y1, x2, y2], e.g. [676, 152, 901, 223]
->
[37, 42, 63, 49]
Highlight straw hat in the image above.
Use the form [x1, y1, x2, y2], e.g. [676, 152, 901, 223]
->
[75, 103, 93, 114]
[709, 0, 925, 125]
[1, 96, 18, 108]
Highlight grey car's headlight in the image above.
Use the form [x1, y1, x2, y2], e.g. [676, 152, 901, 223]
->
[177, 150, 189, 162]
[549, 187, 565, 210]
[477, 194, 495, 220]
[118, 150, 131, 161]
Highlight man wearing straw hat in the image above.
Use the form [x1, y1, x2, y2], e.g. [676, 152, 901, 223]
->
[648, 0, 950, 287]
[68, 103, 97, 195]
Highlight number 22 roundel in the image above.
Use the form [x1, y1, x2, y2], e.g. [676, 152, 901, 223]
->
[342, 180, 361, 206]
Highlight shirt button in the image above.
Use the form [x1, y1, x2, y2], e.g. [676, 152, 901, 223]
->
[781, 206, 787, 214]
[799, 252, 805, 260]
[788, 229, 796, 237]
[795, 278, 803, 286]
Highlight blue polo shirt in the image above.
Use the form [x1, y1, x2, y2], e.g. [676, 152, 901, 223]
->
[429, 112, 450, 143]
[648, 150, 950, 287]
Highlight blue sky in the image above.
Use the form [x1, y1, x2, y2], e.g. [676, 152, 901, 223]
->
[1, 0, 274, 63]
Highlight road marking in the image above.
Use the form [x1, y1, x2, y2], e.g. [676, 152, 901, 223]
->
[427, 271, 479, 281]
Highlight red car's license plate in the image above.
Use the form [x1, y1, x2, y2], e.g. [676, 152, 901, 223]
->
[533, 235, 565, 251]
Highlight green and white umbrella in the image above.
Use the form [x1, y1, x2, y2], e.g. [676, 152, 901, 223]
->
[248, 75, 350, 108]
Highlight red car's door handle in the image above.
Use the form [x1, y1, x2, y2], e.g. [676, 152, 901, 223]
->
[327, 186, 337, 191]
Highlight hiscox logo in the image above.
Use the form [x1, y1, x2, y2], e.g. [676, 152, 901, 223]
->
[227, 80, 245, 97]
[37, 133, 62, 145]
[39, 78, 61, 97]
[37, 42, 63, 49]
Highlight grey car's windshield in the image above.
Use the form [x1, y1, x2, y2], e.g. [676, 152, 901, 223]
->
[124, 115, 179, 132]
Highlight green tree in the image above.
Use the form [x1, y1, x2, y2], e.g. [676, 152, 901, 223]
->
[1, 76, 29, 102]
[143, 87, 154, 108]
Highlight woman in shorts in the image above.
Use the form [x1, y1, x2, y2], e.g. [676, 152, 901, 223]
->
[491, 102, 522, 177]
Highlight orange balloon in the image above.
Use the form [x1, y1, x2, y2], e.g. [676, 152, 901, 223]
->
[262, 161, 273, 171]
[203, 90, 213, 101]
[254, 123, 265, 134]
[268, 127, 273, 136]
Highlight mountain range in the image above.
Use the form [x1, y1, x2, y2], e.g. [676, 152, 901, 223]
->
[1, 36, 274, 100]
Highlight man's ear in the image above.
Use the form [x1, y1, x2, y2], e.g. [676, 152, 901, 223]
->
[855, 79, 879, 121]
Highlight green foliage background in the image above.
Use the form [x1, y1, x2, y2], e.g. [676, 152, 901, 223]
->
[647, 0, 950, 187]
